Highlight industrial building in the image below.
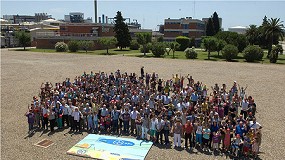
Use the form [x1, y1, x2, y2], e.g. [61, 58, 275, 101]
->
[163, 17, 206, 42]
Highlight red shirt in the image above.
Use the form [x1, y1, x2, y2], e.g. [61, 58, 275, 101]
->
[184, 123, 193, 134]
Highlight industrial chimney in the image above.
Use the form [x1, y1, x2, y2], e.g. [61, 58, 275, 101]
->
[94, 0, 97, 23]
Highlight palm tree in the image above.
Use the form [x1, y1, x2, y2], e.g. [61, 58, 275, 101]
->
[245, 25, 259, 45]
[263, 18, 285, 57]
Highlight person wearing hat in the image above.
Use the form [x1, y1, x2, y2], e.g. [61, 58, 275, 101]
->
[24, 108, 35, 134]
[171, 118, 183, 148]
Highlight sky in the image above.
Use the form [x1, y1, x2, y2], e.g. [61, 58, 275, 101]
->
[1, 0, 285, 31]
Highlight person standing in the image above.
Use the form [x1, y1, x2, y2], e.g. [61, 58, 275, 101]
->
[172, 118, 183, 148]
[25, 109, 35, 134]
[184, 120, 194, 150]
[163, 116, 171, 146]
[130, 107, 139, 135]
[122, 108, 131, 135]
[141, 114, 150, 140]
[62, 101, 69, 127]
[48, 106, 56, 132]
[155, 115, 164, 144]
[135, 114, 142, 139]
[111, 106, 120, 134]
[72, 107, 82, 132]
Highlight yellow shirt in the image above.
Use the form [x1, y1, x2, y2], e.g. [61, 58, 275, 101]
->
[202, 102, 208, 112]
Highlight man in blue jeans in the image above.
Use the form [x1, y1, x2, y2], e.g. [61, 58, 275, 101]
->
[111, 106, 120, 134]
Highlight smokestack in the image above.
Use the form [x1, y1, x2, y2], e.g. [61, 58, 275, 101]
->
[106, 16, 108, 24]
[99, 17, 101, 23]
[94, 0, 97, 23]
[102, 14, 105, 23]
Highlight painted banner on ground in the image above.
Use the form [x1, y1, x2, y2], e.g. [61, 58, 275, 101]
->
[67, 134, 153, 160]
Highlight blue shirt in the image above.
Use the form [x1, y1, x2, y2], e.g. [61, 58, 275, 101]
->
[191, 93, 198, 101]
[235, 125, 245, 136]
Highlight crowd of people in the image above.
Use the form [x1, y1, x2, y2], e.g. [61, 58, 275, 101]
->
[25, 67, 262, 158]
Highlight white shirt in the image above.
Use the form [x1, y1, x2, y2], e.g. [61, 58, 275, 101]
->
[151, 119, 157, 130]
[148, 100, 155, 109]
[176, 103, 184, 111]
[241, 100, 249, 111]
[42, 107, 48, 115]
[196, 125, 203, 134]
[72, 111, 81, 122]
[249, 121, 262, 130]
[163, 96, 171, 105]
[155, 119, 164, 130]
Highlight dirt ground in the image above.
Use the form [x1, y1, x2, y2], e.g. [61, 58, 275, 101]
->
[1, 49, 285, 160]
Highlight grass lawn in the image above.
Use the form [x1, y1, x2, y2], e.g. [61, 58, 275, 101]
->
[15, 48, 285, 64]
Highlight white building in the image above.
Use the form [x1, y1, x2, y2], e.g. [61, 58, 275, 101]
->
[228, 26, 248, 34]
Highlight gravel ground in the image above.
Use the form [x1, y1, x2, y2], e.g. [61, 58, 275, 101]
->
[1, 49, 285, 160]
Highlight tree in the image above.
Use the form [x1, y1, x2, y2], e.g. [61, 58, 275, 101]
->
[68, 40, 79, 52]
[175, 36, 189, 51]
[216, 39, 226, 56]
[151, 42, 165, 57]
[258, 16, 269, 48]
[98, 37, 117, 54]
[136, 32, 152, 56]
[15, 31, 31, 50]
[157, 36, 164, 42]
[202, 37, 217, 59]
[246, 25, 259, 45]
[222, 44, 239, 61]
[237, 34, 248, 52]
[170, 42, 180, 58]
[212, 12, 221, 34]
[114, 11, 131, 50]
[215, 31, 248, 52]
[269, 45, 280, 63]
[79, 40, 94, 52]
[206, 18, 215, 36]
[263, 18, 285, 57]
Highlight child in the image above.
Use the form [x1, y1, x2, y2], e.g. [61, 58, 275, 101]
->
[87, 112, 93, 131]
[99, 117, 105, 133]
[212, 131, 221, 152]
[92, 111, 99, 133]
[25, 109, 35, 134]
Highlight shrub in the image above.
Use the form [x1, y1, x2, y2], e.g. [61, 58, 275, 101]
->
[185, 47, 197, 59]
[139, 43, 152, 53]
[55, 42, 68, 52]
[68, 40, 79, 52]
[175, 36, 190, 51]
[151, 42, 165, 57]
[222, 44, 238, 61]
[130, 40, 140, 50]
[243, 45, 264, 62]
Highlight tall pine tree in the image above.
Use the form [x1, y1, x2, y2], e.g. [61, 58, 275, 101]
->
[206, 18, 215, 36]
[212, 12, 221, 34]
[114, 11, 131, 50]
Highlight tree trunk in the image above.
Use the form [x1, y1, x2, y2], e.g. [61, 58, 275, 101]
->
[217, 51, 220, 56]
[24, 46, 26, 51]
[208, 50, 210, 59]
[107, 48, 109, 55]
[172, 51, 175, 59]
[143, 45, 146, 56]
